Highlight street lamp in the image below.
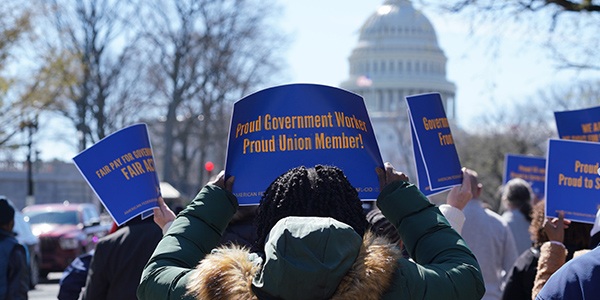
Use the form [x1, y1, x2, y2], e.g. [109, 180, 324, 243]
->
[20, 118, 38, 206]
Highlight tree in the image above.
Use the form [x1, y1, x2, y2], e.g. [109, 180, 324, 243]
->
[454, 118, 551, 211]
[139, 0, 287, 194]
[535, 78, 600, 110]
[418, 0, 600, 70]
[0, 2, 33, 148]
[433, 1, 600, 13]
[454, 79, 600, 211]
[38, 0, 147, 151]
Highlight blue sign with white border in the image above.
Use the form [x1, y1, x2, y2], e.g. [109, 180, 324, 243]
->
[407, 93, 462, 195]
[503, 154, 546, 201]
[73, 124, 160, 226]
[545, 139, 600, 224]
[554, 106, 600, 142]
[225, 84, 384, 205]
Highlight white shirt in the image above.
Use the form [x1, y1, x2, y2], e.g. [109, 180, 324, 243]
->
[462, 199, 519, 300]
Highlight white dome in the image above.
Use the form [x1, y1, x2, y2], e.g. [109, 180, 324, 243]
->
[340, 0, 455, 111]
[358, 0, 439, 51]
[338, 0, 456, 179]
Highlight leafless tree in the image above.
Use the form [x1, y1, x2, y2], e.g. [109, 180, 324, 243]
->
[138, 0, 287, 194]
[536, 78, 600, 110]
[455, 111, 551, 211]
[418, 0, 600, 70]
[430, 0, 600, 13]
[38, 0, 145, 151]
[0, 1, 33, 148]
[455, 78, 600, 210]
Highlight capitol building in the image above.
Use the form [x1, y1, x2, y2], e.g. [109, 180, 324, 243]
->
[340, 0, 456, 177]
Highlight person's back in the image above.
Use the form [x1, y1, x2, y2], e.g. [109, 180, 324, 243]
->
[58, 250, 94, 300]
[502, 200, 547, 300]
[463, 200, 518, 300]
[138, 164, 485, 299]
[502, 209, 532, 254]
[500, 178, 534, 255]
[218, 205, 257, 248]
[535, 244, 600, 299]
[82, 216, 162, 300]
[461, 170, 518, 300]
[0, 198, 28, 300]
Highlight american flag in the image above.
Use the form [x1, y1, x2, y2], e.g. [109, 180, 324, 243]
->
[356, 75, 373, 87]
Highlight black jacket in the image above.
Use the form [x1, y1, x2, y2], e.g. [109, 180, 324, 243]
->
[82, 218, 162, 300]
[0, 228, 28, 300]
[502, 247, 540, 300]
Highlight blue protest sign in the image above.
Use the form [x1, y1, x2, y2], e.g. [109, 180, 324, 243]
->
[73, 124, 160, 226]
[225, 83, 384, 205]
[554, 106, 600, 142]
[411, 122, 435, 196]
[503, 154, 546, 201]
[407, 93, 462, 194]
[545, 139, 600, 224]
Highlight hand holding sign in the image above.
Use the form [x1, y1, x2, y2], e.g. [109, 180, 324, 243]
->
[152, 197, 176, 232]
[543, 211, 571, 243]
[376, 162, 409, 191]
[446, 168, 473, 211]
[208, 170, 234, 192]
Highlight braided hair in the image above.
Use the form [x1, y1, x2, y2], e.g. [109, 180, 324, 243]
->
[253, 165, 367, 250]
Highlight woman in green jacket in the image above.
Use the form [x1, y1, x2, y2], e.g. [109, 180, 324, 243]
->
[138, 163, 485, 300]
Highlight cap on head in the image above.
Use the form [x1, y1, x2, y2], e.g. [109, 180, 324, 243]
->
[0, 198, 15, 226]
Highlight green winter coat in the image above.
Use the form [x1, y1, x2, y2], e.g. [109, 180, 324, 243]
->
[137, 181, 485, 300]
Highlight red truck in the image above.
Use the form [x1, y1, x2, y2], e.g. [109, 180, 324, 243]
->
[22, 202, 110, 278]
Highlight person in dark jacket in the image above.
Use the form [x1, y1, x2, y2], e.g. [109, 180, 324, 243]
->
[57, 250, 93, 300]
[58, 221, 120, 300]
[218, 205, 257, 247]
[501, 200, 547, 300]
[503, 200, 592, 300]
[153, 196, 258, 247]
[81, 214, 162, 300]
[0, 198, 28, 300]
[533, 209, 600, 299]
[138, 163, 485, 299]
[536, 244, 600, 299]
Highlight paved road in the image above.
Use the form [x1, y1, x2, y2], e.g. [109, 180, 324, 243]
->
[29, 273, 61, 300]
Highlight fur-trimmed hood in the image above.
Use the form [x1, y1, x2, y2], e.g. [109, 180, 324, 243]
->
[186, 216, 401, 300]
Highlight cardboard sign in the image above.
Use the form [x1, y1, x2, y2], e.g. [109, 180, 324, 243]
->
[225, 84, 384, 205]
[407, 93, 462, 195]
[73, 124, 160, 225]
[503, 154, 546, 201]
[545, 139, 600, 224]
[554, 106, 600, 142]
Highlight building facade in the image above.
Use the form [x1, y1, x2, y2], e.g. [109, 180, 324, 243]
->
[0, 160, 98, 210]
[339, 0, 456, 177]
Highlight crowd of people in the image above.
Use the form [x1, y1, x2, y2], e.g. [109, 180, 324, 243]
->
[3, 161, 600, 299]
[138, 163, 484, 299]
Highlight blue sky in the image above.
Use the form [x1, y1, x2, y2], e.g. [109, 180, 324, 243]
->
[37, 0, 591, 161]
[278, 0, 587, 128]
